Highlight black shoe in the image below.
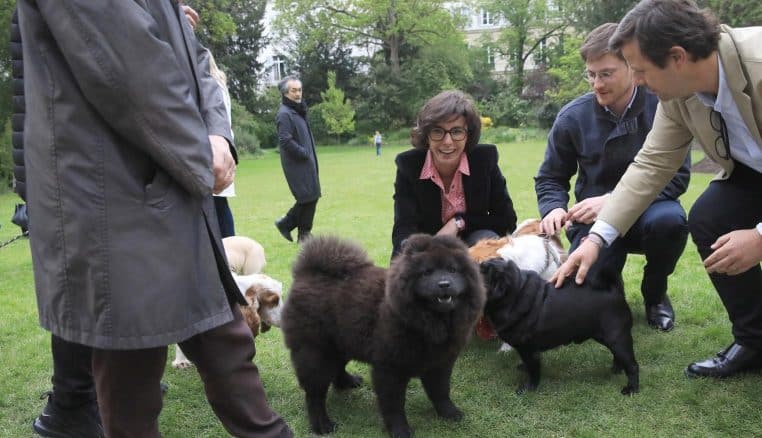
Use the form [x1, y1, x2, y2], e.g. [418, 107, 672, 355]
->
[685, 343, 762, 378]
[274, 218, 293, 242]
[645, 296, 674, 331]
[33, 391, 104, 438]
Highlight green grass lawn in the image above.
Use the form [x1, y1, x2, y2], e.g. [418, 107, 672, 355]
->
[1, 139, 760, 437]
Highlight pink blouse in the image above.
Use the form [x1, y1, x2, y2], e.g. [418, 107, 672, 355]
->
[419, 149, 470, 224]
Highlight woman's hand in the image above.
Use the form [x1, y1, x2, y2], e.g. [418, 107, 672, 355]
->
[436, 218, 460, 237]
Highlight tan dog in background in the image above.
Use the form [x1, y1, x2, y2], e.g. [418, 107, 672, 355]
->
[172, 236, 283, 369]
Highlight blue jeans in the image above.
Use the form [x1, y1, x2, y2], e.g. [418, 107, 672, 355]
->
[567, 199, 688, 303]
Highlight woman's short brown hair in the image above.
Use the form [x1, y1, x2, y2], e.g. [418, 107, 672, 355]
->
[410, 90, 481, 152]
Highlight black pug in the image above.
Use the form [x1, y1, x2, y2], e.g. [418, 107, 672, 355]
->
[282, 234, 485, 438]
[479, 258, 639, 395]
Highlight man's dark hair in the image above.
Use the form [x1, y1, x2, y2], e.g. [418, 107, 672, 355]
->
[581, 23, 623, 62]
[410, 90, 481, 152]
[610, 0, 720, 68]
[278, 75, 300, 95]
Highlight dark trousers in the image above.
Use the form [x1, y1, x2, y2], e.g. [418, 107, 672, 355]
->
[92, 305, 290, 438]
[567, 199, 688, 303]
[214, 196, 236, 238]
[282, 200, 317, 237]
[50, 335, 96, 408]
[689, 162, 762, 349]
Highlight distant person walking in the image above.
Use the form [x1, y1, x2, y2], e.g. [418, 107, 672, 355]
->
[374, 131, 383, 156]
[275, 76, 321, 243]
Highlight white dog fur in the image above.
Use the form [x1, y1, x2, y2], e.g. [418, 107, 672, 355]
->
[172, 237, 283, 369]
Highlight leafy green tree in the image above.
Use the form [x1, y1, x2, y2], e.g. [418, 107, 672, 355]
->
[545, 35, 588, 107]
[482, 0, 571, 95]
[190, 0, 267, 113]
[273, 0, 460, 76]
[566, 0, 638, 33]
[281, 18, 360, 106]
[699, 0, 762, 27]
[315, 71, 355, 143]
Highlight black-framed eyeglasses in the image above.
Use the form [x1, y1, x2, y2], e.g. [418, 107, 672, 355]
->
[709, 109, 731, 160]
[428, 127, 468, 142]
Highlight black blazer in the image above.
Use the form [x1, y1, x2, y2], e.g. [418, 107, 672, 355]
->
[392, 144, 517, 257]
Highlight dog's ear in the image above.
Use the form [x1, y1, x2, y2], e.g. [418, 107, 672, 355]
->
[479, 258, 513, 301]
[400, 233, 432, 255]
[257, 290, 281, 308]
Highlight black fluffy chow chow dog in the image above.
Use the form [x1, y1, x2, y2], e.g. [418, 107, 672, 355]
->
[479, 258, 639, 395]
[282, 234, 485, 437]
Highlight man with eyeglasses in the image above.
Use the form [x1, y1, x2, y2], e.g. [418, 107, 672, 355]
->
[536, 23, 691, 331]
[555, 0, 762, 379]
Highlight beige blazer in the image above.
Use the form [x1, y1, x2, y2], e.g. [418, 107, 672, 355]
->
[599, 25, 762, 234]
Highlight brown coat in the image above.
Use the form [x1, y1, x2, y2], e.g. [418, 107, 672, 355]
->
[19, 0, 243, 349]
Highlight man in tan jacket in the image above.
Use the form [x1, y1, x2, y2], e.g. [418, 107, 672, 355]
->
[554, 0, 762, 378]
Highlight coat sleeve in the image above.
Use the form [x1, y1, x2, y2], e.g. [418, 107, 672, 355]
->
[599, 102, 693, 234]
[535, 115, 578, 218]
[462, 147, 517, 235]
[276, 111, 310, 160]
[391, 157, 422, 258]
[30, 0, 216, 197]
[656, 151, 691, 201]
[196, 46, 237, 163]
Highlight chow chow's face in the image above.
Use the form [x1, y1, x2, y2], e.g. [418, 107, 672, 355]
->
[395, 234, 478, 313]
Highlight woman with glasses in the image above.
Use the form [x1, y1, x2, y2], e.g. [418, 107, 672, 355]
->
[391, 90, 517, 258]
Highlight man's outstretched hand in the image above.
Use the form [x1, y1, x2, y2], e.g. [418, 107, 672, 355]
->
[550, 238, 602, 288]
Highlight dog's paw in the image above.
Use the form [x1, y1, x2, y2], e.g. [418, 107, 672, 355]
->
[390, 425, 413, 438]
[435, 402, 464, 421]
[498, 342, 513, 353]
[334, 372, 363, 390]
[171, 358, 194, 370]
[310, 417, 337, 435]
[515, 382, 537, 395]
[620, 385, 639, 396]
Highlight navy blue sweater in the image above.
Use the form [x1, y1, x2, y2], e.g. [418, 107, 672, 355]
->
[535, 87, 690, 218]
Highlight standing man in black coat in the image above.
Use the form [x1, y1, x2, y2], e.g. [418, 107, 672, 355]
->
[274, 76, 321, 243]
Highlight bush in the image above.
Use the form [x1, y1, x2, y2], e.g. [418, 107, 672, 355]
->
[537, 101, 560, 129]
[478, 91, 532, 128]
[231, 100, 261, 155]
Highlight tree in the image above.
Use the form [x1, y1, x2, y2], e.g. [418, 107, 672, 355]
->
[281, 17, 360, 107]
[190, 0, 267, 113]
[482, 0, 571, 95]
[315, 71, 355, 143]
[566, 0, 638, 33]
[273, 0, 459, 76]
[699, 0, 762, 27]
[545, 35, 588, 107]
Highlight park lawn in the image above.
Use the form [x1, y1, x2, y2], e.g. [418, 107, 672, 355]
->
[1, 139, 760, 437]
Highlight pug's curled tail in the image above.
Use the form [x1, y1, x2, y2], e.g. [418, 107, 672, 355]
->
[292, 235, 375, 279]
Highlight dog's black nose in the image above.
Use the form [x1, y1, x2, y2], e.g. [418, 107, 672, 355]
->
[438, 279, 451, 289]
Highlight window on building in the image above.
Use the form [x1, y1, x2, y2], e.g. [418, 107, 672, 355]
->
[480, 9, 493, 26]
[486, 46, 496, 67]
[270, 55, 286, 82]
